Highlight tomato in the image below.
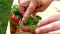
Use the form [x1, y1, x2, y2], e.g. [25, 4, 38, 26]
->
[16, 26, 22, 33]
[10, 25, 17, 34]
[31, 32, 36, 34]
[10, 11, 22, 34]
[9, 12, 20, 26]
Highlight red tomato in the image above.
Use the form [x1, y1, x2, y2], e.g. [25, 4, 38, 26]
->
[10, 25, 17, 34]
[16, 26, 22, 33]
[9, 12, 20, 26]
[11, 28, 16, 34]
[31, 32, 36, 34]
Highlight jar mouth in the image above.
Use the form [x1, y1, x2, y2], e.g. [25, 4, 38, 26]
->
[19, 20, 37, 32]
[20, 22, 37, 29]
[15, 32, 31, 34]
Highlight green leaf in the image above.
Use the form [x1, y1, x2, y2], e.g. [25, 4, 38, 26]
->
[12, 24, 17, 29]
[0, 0, 13, 34]
[12, 5, 23, 18]
[22, 16, 41, 29]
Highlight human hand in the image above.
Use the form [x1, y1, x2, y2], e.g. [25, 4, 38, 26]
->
[19, 0, 53, 20]
[36, 12, 60, 34]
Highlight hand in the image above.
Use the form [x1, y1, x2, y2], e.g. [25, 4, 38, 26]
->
[19, 0, 53, 20]
[36, 12, 60, 34]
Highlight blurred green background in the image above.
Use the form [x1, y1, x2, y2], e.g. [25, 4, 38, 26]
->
[0, 0, 13, 34]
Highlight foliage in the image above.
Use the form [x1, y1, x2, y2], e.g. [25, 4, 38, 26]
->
[0, 0, 13, 34]
[11, 5, 23, 18]
[24, 16, 41, 29]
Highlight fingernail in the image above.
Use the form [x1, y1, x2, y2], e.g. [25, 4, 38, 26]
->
[37, 23, 40, 27]
[37, 21, 41, 27]
[35, 29, 40, 34]
[22, 18, 25, 21]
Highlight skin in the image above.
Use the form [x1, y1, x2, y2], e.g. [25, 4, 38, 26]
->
[20, 0, 60, 34]
[36, 12, 60, 34]
[19, 0, 53, 20]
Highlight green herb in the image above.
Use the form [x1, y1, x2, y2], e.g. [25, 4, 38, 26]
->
[11, 5, 23, 18]
[12, 24, 17, 29]
[0, 0, 13, 34]
[23, 16, 41, 29]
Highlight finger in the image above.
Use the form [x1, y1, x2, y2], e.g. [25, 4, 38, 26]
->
[22, 0, 37, 20]
[19, 0, 30, 15]
[20, 6, 25, 15]
[37, 13, 60, 27]
[36, 20, 60, 34]
[36, 5, 47, 12]
[46, 30, 60, 34]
